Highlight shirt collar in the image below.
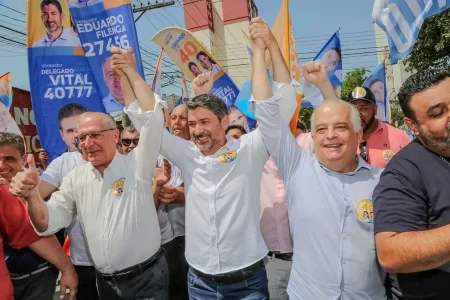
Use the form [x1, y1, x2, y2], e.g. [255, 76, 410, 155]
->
[318, 155, 372, 175]
[44, 28, 70, 43]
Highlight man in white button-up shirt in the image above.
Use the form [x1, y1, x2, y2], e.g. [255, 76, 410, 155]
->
[112, 25, 296, 298]
[10, 50, 169, 299]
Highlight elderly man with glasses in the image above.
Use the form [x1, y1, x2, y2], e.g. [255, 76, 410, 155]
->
[9, 51, 170, 299]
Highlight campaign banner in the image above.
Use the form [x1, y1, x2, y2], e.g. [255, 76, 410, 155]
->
[0, 74, 21, 136]
[373, 0, 450, 64]
[301, 31, 342, 108]
[27, 0, 106, 160]
[363, 63, 388, 122]
[0, 72, 12, 108]
[69, 0, 145, 116]
[152, 27, 240, 107]
[10, 88, 41, 161]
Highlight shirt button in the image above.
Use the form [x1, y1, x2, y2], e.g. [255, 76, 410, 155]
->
[342, 260, 346, 264]
[343, 235, 347, 240]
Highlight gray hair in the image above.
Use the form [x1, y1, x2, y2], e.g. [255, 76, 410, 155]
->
[121, 125, 137, 138]
[310, 99, 362, 136]
[0, 132, 25, 156]
[186, 94, 228, 121]
[103, 114, 118, 129]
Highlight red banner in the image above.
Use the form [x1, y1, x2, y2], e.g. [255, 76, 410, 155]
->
[10, 88, 41, 161]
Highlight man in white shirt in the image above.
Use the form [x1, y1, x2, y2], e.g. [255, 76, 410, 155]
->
[10, 54, 169, 299]
[37, 103, 98, 299]
[113, 24, 295, 297]
[32, 0, 81, 48]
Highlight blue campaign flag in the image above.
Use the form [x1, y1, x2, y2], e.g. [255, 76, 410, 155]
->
[363, 63, 388, 121]
[27, 0, 108, 160]
[70, 1, 145, 114]
[373, 0, 450, 64]
[301, 31, 342, 108]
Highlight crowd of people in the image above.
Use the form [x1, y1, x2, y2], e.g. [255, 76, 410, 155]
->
[0, 16, 449, 300]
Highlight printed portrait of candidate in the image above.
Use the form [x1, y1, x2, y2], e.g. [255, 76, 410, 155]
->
[320, 48, 341, 73]
[369, 79, 386, 120]
[196, 51, 220, 76]
[32, 0, 81, 48]
[102, 56, 125, 113]
[0, 79, 12, 108]
[228, 106, 249, 132]
[188, 62, 202, 77]
[68, 0, 104, 8]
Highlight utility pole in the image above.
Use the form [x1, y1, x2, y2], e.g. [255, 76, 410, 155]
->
[133, 0, 175, 23]
[383, 45, 395, 124]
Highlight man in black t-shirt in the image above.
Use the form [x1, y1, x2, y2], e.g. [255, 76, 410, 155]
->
[373, 68, 450, 300]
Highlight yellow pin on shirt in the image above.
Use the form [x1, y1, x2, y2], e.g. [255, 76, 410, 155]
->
[112, 177, 125, 197]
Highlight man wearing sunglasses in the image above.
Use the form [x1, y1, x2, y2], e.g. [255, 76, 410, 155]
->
[120, 126, 139, 154]
[348, 87, 411, 168]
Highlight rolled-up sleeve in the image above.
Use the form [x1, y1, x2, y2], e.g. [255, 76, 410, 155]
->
[249, 83, 305, 185]
[125, 96, 166, 184]
[37, 173, 77, 236]
[275, 80, 299, 122]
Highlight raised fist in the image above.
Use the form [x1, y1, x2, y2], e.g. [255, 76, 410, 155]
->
[192, 72, 214, 96]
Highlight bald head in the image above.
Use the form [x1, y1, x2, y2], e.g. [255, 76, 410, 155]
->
[76, 112, 119, 169]
[171, 104, 190, 140]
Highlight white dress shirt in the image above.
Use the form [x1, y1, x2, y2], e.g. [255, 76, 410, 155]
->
[148, 82, 297, 275]
[36, 99, 165, 273]
[40, 151, 91, 266]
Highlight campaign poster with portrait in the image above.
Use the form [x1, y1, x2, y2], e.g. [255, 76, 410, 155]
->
[301, 31, 342, 108]
[27, 0, 105, 160]
[69, 0, 145, 116]
[363, 62, 388, 121]
[152, 27, 240, 107]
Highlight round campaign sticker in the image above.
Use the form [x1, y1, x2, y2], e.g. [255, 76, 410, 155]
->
[355, 199, 373, 223]
[112, 177, 125, 197]
[217, 150, 237, 163]
[382, 149, 395, 162]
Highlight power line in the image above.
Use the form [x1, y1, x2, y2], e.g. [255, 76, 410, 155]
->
[0, 4, 26, 15]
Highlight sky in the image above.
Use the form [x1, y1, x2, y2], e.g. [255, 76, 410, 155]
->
[0, 0, 380, 96]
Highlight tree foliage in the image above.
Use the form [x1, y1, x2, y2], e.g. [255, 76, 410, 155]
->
[403, 9, 450, 72]
[341, 68, 369, 101]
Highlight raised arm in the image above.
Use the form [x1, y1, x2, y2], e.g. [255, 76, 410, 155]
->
[9, 155, 76, 234]
[302, 62, 336, 100]
[249, 17, 296, 121]
[249, 26, 304, 183]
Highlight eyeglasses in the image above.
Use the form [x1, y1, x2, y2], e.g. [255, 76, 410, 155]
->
[121, 138, 139, 147]
[75, 128, 115, 144]
[359, 142, 368, 162]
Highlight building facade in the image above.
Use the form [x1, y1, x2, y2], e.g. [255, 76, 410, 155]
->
[183, 0, 258, 89]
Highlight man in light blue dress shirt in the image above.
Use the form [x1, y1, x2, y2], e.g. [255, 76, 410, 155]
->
[32, 0, 81, 48]
[250, 18, 387, 299]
